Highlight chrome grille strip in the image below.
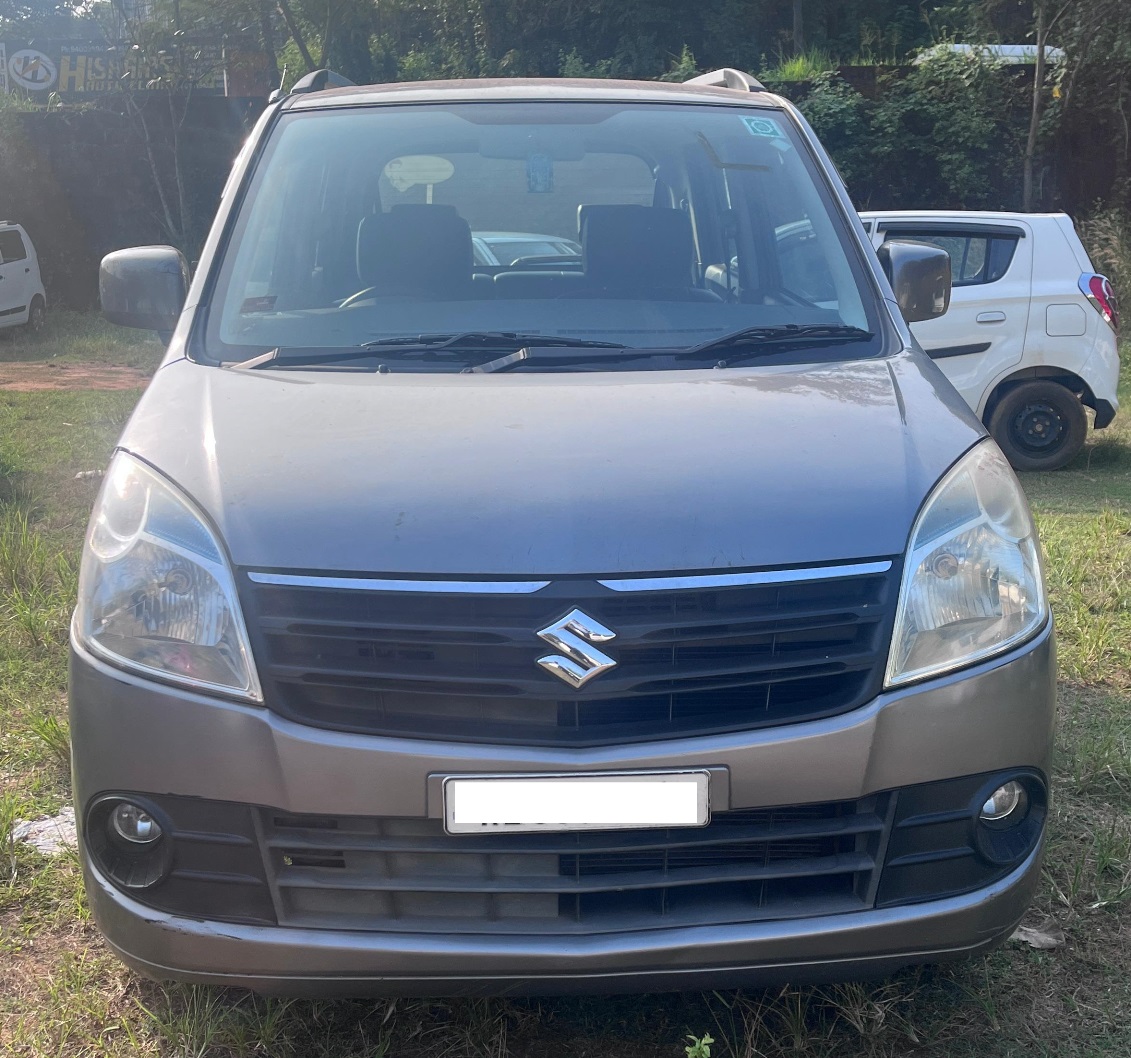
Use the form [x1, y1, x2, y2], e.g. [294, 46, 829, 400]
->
[597, 560, 893, 593]
[247, 560, 891, 596]
[247, 572, 551, 594]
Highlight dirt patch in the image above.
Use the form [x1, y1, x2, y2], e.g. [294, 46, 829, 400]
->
[0, 363, 150, 391]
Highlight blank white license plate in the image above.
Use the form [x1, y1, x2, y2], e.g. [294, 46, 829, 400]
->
[443, 772, 710, 834]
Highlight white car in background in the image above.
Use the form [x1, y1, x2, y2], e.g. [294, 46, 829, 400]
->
[472, 231, 581, 267]
[0, 221, 47, 334]
[860, 210, 1120, 471]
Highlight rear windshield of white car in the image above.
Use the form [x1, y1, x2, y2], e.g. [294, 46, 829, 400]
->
[203, 101, 884, 368]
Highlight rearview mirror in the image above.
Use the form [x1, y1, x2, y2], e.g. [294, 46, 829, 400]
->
[100, 246, 190, 332]
[876, 239, 951, 324]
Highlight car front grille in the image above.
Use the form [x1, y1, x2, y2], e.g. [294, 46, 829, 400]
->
[89, 773, 1046, 936]
[261, 795, 893, 934]
[241, 561, 898, 745]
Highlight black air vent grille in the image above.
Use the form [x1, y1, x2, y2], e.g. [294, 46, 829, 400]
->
[242, 564, 897, 745]
[260, 796, 891, 934]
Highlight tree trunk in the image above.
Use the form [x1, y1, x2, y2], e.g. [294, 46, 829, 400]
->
[792, 0, 804, 56]
[259, 0, 281, 83]
[277, 0, 316, 72]
[168, 87, 192, 256]
[129, 95, 182, 247]
[1023, 3, 1047, 211]
[322, 0, 337, 68]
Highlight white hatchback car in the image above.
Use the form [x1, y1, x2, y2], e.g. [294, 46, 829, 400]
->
[860, 211, 1120, 471]
[0, 221, 47, 335]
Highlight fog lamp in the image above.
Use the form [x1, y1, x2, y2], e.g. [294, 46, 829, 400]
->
[109, 802, 163, 845]
[979, 780, 1028, 829]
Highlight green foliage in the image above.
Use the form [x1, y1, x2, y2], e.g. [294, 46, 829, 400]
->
[1079, 207, 1131, 311]
[558, 49, 615, 79]
[870, 51, 1028, 207]
[790, 73, 877, 194]
[258, 0, 941, 89]
[684, 1032, 714, 1058]
[0, 0, 87, 36]
[0, 92, 37, 115]
[783, 52, 1030, 209]
[759, 47, 837, 82]
[658, 45, 699, 83]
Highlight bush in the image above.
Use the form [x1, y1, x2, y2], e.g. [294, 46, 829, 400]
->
[790, 74, 877, 199]
[778, 53, 1031, 210]
[657, 45, 698, 83]
[758, 47, 836, 83]
[869, 52, 1029, 208]
[1079, 206, 1131, 311]
[558, 49, 616, 78]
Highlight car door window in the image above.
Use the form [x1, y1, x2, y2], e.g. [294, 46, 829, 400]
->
[883, 229, 1018, 286]
[0, 230, 28, 264]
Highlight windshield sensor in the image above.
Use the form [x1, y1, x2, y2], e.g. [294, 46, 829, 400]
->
[676, 324, 874, 363]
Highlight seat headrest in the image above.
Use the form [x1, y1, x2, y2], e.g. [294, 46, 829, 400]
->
[578, 205, 695, 290]
[357, 204, 473, 297]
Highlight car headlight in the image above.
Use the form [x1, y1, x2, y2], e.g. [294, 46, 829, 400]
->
[886, 440, 1048, 687]
[74, 451, 261, 700]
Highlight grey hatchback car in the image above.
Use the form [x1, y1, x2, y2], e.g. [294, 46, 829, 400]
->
[75, 68, 1054, 996]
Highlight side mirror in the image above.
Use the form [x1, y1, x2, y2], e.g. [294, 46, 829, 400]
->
[100, 246, 190, 332]
[876, 239, 951, 324]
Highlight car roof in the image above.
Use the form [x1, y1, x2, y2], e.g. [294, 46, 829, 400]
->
[284, 78, 787, 112]
[860, 210, 1065, 223]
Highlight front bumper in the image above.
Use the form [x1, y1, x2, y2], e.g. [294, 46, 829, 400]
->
[85, 846, 1042, 996]
[1093, 399, 1117, 430]
[70, 621, 1055, 995]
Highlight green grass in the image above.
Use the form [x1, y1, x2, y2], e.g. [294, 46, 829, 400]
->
[759, 48, 839, 83]
[1, 331, 1130, 1056]
[0, 309, 164, 370]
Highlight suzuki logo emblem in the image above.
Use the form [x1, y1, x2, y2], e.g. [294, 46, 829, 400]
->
[536, 609, 617, 688]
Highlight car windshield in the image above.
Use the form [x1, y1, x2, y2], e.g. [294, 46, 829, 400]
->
[206, 101, 882, 367]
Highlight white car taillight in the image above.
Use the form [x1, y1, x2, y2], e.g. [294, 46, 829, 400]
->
[1079, 272, 1119, 333]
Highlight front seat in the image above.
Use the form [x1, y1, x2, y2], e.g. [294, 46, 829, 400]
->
[577, 204, 719, 301]
[356, 204, 475, 299]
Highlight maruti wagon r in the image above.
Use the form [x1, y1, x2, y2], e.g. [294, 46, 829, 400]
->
[75, 68, 1054, 995]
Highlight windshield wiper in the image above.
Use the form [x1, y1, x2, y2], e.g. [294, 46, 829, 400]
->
[676, 324, 874, 363]
[464, 346, 657, 374]
[229, 332, 627, 370]
[362, 332, 626, 353]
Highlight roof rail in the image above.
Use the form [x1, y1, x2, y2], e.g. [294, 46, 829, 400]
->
[269, 68, 357, 104]
[684, 68, 765, 92]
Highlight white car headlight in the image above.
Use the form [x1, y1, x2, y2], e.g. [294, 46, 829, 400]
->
[886, 441, 1048, 687]
[75, 451, 261, 700]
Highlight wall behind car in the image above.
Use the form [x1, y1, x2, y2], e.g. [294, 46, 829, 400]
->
[0, 97, 263, 308]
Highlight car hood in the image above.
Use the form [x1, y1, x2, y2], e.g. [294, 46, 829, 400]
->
[119, 353, 984, 576]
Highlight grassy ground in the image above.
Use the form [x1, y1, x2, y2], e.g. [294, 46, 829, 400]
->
[0, 310, 163, 370]
[0, 321, 1129, 1057]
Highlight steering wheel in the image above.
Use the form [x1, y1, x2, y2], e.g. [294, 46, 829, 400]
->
[339, 287, 379, 308]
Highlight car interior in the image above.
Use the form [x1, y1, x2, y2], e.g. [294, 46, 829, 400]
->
[215, 104, 868, 350]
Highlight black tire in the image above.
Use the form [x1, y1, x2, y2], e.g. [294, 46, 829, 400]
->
[25, 296, 46, 335]
[988, 380, 1088, 472]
